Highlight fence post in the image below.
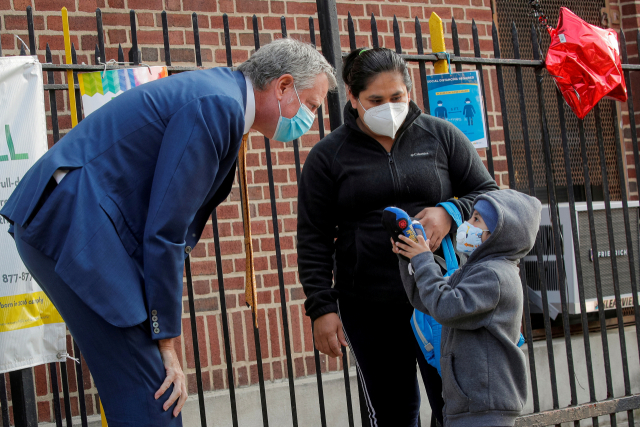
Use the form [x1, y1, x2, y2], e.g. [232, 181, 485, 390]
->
[9, 369, 38, 427]
[315, 0, 346, 130]
[426, 14, 449, 427]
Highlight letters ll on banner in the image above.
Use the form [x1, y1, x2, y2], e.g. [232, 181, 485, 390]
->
[0, 56, 66, 373]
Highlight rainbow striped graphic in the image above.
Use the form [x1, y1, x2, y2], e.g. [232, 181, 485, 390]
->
[78, 66, 168, 116]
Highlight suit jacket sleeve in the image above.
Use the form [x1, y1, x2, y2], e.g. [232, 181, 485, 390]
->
[144, 95, 243, 340]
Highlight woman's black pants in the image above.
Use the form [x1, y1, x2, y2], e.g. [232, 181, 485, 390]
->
[338, 295, 444, 427]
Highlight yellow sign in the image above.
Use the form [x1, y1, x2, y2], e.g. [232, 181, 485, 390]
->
[436, 89, 471, 96]
[0, 291, 64, 333]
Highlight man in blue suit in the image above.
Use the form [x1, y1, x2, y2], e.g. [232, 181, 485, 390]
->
[1, 38, 336, 426]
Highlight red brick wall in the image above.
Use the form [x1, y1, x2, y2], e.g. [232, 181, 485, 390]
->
[1, 0, 640, 423]
[612, 0, 640, 195]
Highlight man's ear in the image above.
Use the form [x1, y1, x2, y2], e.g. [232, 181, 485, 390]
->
[274, 74, 294, 101]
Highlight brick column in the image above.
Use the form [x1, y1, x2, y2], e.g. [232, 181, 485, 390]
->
[621, 0, 640, 196]
[609, 0, 640, 197]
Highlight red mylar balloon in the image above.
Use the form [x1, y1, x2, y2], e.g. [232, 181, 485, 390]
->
[545, 7, 627, 119]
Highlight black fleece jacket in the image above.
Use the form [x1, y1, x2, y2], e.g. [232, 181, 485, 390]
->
[297, 102, 498, 321]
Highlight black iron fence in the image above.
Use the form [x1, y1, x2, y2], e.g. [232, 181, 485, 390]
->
[1, 1, 640, 426]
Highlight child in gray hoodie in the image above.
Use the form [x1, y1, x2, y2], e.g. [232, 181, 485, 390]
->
[393, 189, 541, 427]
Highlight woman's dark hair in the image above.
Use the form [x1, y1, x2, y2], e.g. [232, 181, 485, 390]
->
[342, 48, 412, 98]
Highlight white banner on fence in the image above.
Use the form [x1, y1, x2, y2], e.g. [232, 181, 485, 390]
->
[0, 56, 66, 373]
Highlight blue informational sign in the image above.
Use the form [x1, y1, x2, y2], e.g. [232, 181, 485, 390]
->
[426, 71, 487, 148]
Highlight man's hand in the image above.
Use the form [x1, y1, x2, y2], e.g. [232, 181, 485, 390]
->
[313, 312, 348, 358]
[414, 207, 453, 251]
[155, 338, 187, 417]
[393, 235, 431, 259]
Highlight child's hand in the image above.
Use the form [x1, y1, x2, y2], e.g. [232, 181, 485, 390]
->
[394, 234, 431, 259]
[391, 237, 401, 254]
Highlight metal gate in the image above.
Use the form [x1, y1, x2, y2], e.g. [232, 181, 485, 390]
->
[1, 0, 640, 426]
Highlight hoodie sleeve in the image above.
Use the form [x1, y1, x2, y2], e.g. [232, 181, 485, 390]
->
[398, 256, 430, 314]
[297, 146, 339, 321]
[411, 252, 500, 330]
[442, 123, 499, 221]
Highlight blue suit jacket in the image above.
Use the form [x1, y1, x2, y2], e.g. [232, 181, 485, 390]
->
[1, 68, 247, 340]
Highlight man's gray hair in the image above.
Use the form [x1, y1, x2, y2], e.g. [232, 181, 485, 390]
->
[238, 38, 337, 91]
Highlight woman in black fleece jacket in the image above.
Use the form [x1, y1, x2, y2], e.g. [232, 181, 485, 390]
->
[297, 48, 498, 426]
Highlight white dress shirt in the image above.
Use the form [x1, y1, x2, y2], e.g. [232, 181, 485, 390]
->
[243, 74, 255, 135]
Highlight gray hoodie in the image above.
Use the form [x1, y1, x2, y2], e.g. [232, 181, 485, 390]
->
[401, 189, 541, 427]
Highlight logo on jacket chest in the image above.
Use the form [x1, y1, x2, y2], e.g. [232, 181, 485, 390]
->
[410, 152, 429, 157]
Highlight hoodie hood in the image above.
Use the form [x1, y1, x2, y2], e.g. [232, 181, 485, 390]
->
[466, 189, 542, 264]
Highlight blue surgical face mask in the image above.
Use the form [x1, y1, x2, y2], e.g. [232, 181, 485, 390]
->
[272, 84, 314, 143]
[456, 221, 488, 254]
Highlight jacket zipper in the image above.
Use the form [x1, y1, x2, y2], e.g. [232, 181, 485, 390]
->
[357, 109, 418, 204]
[386, 129, 406, 204]
[387, 152, 399, 202]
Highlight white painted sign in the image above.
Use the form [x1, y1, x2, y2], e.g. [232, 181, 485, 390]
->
[0, 56, 66, 373]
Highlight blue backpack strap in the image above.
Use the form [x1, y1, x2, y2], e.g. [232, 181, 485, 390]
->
[437, 201, 462, 228]
[411, 311, 441, 374]
[425, 315, 442, 376]
[437, 201, 461, 277]
[442, 235, 458, 277]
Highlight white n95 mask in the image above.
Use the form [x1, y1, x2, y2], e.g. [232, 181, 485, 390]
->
[358, 99, 409, 139]
[456, 221, 488, 254]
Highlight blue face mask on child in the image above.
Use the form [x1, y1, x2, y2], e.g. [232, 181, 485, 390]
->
[456, 221, 488, 254]
[272, 84, 314, 143]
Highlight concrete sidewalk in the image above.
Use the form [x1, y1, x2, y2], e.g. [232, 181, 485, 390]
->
[39, 326, 639, 427]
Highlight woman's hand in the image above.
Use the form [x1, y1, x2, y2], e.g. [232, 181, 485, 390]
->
[393, 234, 431, 259]
[414, 207, 453, 251]
[313, 312, 348, 358]
[155, 338, 187, 417]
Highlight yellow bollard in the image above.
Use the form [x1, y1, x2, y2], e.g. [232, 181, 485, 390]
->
[63, 11, 105, 424]
[100, 399, 108, 427]
[429, 12, 449, 75]
[61, 7, 78, 128]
